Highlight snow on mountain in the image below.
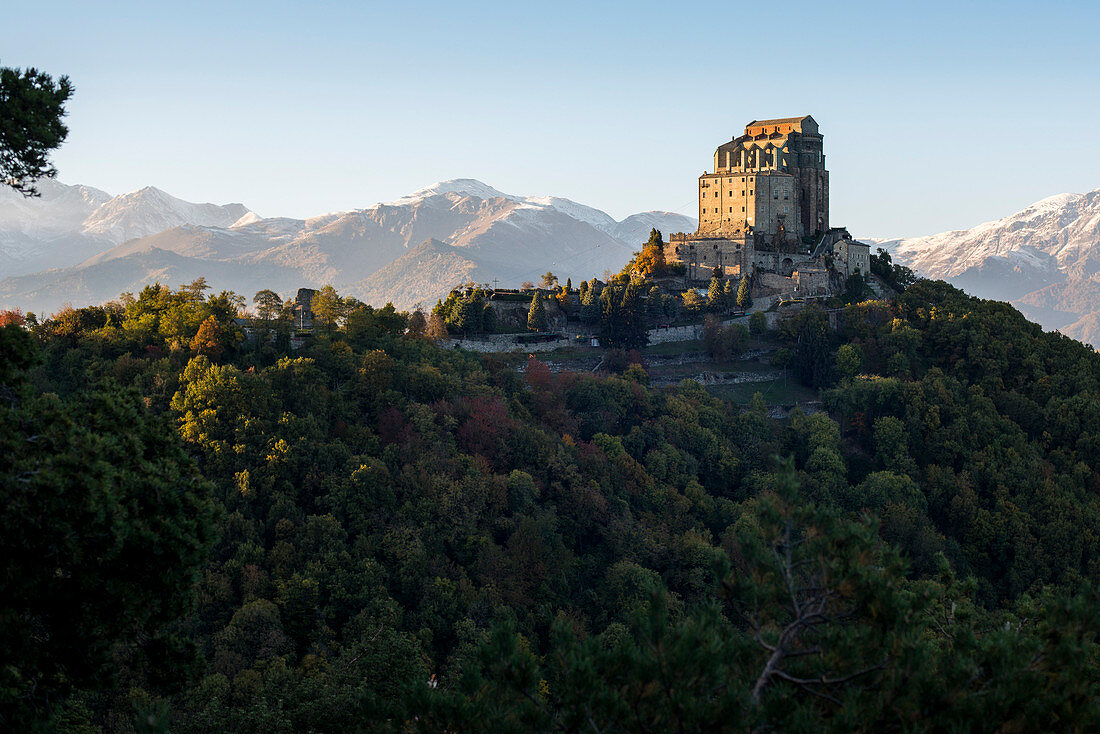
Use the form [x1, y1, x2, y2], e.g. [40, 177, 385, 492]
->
[878, 188, 1100, 345]
[0, 179, 112, 238]
[524, 195, 618, 233]
[384, 179, 513, 206]
[379, 179, 686, 243]
[888, 189, 1100, 283]
[1, 178, 696, 315]
[0, 181, 256, 279]
[231, 211, 263, 228]
[80, 186, 252, 244]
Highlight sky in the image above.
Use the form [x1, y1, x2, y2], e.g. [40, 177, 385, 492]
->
[3, 0, 1099, 237]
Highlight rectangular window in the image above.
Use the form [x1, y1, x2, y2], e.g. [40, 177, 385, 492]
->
[741, 206, 745, 212]
[702, 192, 706, 198]
[729, 207, 733, 212]
[714, 208, 718, 214]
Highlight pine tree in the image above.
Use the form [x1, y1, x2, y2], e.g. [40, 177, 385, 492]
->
[707, 277, 724, 312]
[598, 284, 648, 349]
[737, 277, 753, 309]
[527, 293, 548, 332]
[0, 65, 74, 196]
[580, 284, 600, 325]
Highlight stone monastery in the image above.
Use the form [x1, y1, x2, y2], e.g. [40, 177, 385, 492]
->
[666, 115, 868, 295]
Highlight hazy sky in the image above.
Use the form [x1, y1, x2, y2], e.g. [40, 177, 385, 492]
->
[4, 0, 1098, 236]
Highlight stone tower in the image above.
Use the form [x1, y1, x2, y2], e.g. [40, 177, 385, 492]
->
[696, 115, 828, 243]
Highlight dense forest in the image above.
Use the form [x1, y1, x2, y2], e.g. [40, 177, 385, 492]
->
[3, 275, 1100, 732]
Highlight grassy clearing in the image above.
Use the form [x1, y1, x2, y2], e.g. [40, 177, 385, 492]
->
[705, 376, 818, 405]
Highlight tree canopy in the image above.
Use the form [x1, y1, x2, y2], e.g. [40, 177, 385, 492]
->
[0, 64, 73, 196]
[6, 277, 1100, 731]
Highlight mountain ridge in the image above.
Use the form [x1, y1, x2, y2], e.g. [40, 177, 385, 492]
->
[0, 179, 695, 315]
[875, 187, 1100, 345]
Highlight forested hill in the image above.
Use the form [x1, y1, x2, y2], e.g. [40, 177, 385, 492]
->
[2, 278, 1100, 731]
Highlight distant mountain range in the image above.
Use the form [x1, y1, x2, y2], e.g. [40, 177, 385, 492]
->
[7, 178, 1100, 347]
[863, 188, 1100, 346]
[0, 179, 695, 315]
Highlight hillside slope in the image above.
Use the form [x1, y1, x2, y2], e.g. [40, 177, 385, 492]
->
[879, 188, 1100, 344]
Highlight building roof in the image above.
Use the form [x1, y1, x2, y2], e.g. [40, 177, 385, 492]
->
[746, 116, 814, 127]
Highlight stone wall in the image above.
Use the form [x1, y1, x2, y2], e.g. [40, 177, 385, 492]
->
[648, 323, 705, 344]
[666, 234, 752, 282]
[758, 272, 794, 292]
[445, 318, 747, 353]
[443, 333, 587, 353]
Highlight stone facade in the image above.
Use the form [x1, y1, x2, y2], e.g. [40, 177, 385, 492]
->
[792, 267, 829, 295]
[293, 288, 316, 330]
[833, 239, 871, 277]
[666, 116, 830, 284]
[667, 232, 753, 281]
[697, 116, 828, 242]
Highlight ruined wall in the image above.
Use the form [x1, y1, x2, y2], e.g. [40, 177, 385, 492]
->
[666, 234, 752, 282]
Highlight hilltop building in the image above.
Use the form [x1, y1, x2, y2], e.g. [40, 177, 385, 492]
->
[834, 238, 870, 278]
[666, 116, 853, 283]
[293, 288, 316, 330]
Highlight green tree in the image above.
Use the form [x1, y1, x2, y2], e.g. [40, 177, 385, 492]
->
[841, 271, 872, 304]
[836, 343, 862, 380]
[737, 276, 753, 309]
[681, 289, 705, 316]
[598, 283, 648, 349]
[527, 292, 548, 332]
[311, 285, 342, 332]
[790, 305, 832, 388]
[540, 271, 558, 289]
[0, 64, 74, 196]
[707, 277, 724, 312]
[253, 289, 282, 321]
[580, 284, 600, 325]
[749, 310, 767, 336]
[0, 327, 216, 728]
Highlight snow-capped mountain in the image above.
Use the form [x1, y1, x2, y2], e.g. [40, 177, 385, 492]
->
[0, 178, 112, 237]
[0, 180, 254, 278]
[0, 179, 696, 315]
[80, 186, 252, 244]
[877, 188, 1100, 345]
[386, 178, 625, 234]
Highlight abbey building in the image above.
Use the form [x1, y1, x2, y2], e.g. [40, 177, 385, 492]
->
[666, 116, 858, 288]
[699, 116, 827, 240]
